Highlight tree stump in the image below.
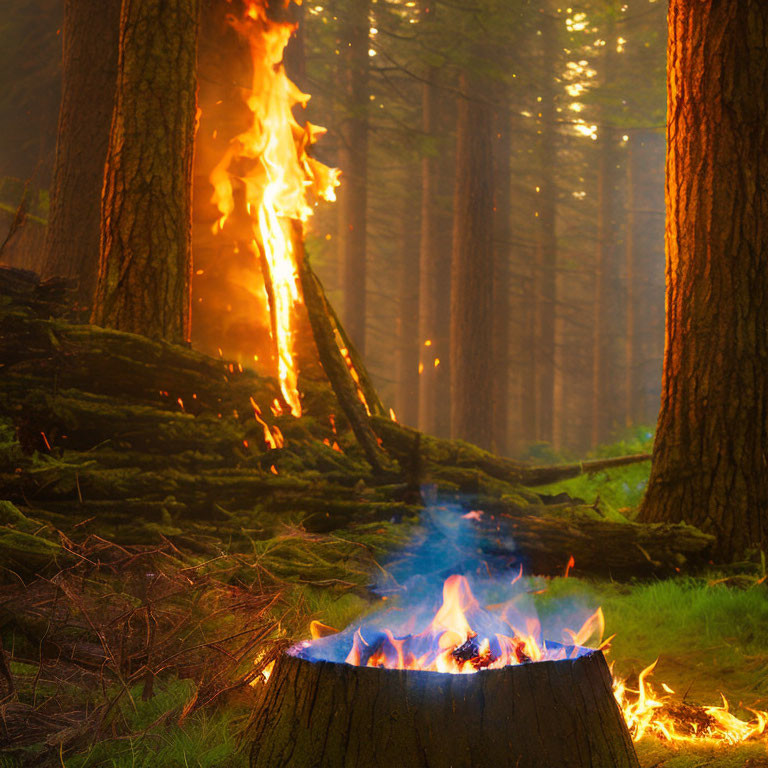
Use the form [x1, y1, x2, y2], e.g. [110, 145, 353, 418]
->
[250, 649, 639, 768]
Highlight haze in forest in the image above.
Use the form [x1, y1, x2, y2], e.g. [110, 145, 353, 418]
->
[0, 0, 667, 456]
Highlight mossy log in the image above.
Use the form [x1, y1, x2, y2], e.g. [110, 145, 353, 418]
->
[472, 512, 714, 577]
[371, 415, 650, 488]
[250, 650, 639, 768]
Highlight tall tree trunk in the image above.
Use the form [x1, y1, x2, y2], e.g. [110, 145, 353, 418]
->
[591, 37, 623, 448]
[41, 0, 120, 307]
[337, 0, 369, 355]
[418, 68, 453, 439]
[91, 0, 200, 344]
[450, 72, 494, 449]
[639, 1, 768, 560]
[492, 100, 512, 455]
[535, 9, 558, 445]
[625, 130, 665, 427]
[396, 171, 421, 427]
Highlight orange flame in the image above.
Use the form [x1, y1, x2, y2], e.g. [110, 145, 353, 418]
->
[614, 660, 768, 744]
[344, 575, 592, 675]
[338, 574, 768, 745]
[210, 0, 339, 416]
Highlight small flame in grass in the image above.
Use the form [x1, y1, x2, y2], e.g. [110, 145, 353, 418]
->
[614, 660, 768, 745]
[210, 0, 339, 416]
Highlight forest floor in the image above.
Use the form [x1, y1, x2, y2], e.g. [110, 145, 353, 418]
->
[1, 272, 766, 767]
[4, 439, 768, 768]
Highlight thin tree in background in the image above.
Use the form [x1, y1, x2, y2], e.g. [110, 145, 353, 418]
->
[91, 0, 200, 343]
[417, 69, 453, 439]
[337, 0, 370, 355]
[624, 130, 664, 427]
[534, 8, 559, 445]
[396, 169, 421, 426]
[591, 24, 623, 447]
[640, 1, 768, 559]
[492, 98, 512, 455]
[42, 0, 120, 306]
[450, 71, 494, 449]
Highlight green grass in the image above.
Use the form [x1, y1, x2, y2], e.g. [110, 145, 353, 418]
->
[533, 425, 655, 520]
[536, 576, 768, 767]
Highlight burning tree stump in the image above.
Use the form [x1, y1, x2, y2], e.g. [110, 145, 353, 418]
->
[250, 649, 639, 768]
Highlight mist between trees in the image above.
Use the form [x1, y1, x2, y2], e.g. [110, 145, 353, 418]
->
[0, 0, 667, 456]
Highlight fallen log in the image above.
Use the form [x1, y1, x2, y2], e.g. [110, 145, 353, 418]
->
[371, 415, 650, 487]
[249, 649, 639, 768]
[472, 511, 714, 578]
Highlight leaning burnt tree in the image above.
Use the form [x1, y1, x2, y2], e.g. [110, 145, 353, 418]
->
[639, 1, 768, 559]
[91, 0, 200, 343]
[41, 0, 121, 306]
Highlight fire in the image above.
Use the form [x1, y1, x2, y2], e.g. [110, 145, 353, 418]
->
[344, 575, 592, 674]
[210, 0, 339, 416]
[615, 660, 768, 745]
[336, 574, 768, 745]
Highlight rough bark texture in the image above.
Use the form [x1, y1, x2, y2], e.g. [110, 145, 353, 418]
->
[250, 650, 639, 768]
[41, 0, 121, 307]
[337, 0, 370, 355]
[535, 8, 558, 446]
[91, 0, 199, 344]
[450, 73, 494, 450]
[418, 65, 453, 440]
[625, 131, 665, 427]
[639, 1, 768, 560]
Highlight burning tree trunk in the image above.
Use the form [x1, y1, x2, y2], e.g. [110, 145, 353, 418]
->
[450, 71, 495, 450]
[41, 0, 120, 308]
[639, 1, 768, 560]
[250, 650, 639, 768]
[91, 0, 200, 343]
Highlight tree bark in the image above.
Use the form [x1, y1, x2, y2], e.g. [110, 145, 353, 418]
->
[639, 1, 768, 560]
[41, 0, 121, 308]
[250, 650, 639, 768]
[337, 0, 370, 355]
[91, 0, 200, 344]
[625, 130, 665, 427]
[450, 72, 494, 450]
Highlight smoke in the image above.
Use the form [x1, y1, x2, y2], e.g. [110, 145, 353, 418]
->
[293, 497, 601, 667]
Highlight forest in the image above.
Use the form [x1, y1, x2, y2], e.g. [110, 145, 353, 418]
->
[0, 0, 766, 766]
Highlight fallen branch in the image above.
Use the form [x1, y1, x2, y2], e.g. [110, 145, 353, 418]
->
[371, 415, 650, 487]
